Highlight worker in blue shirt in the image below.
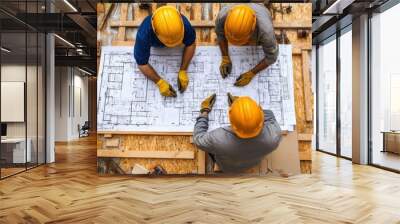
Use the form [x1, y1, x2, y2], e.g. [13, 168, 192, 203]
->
[134, 6, 196, 97]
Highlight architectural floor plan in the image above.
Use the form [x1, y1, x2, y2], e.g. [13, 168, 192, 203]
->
[97, 45, 296, 132]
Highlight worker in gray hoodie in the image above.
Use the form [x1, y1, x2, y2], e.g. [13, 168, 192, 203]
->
[193, 93, 282, 173]
[215, 3, 278, 86]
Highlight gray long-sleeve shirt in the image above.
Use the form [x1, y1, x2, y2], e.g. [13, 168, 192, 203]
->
[215, 3, 279, 65]
[193, 110, 282, 173]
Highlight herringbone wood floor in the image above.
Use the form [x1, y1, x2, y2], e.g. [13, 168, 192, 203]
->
[1, 136, 400, 224]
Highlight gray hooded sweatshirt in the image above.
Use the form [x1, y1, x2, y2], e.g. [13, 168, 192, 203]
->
[193, 110, 282, 173]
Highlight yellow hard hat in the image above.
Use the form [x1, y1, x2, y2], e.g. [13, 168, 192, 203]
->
[224, 5, 257, 45]
[151, 6, 184, 47]
[229, 96, 264, 139]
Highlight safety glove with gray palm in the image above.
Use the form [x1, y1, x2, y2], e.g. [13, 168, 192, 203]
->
[227, 92, 239, 106]
[200, 93, 217, 113]
[156, 79, 177, 97]
[219, 56, 232, 78]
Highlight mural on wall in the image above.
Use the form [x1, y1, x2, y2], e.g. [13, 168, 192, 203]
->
[97, 3, 313, 176]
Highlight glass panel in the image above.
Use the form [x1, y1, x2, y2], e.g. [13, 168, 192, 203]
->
[26, 0, 39, 169]
[371, 4, 400, 171]
[1, 32, 27, 177]
[318, 37, 337, 154]
[339, 29, 352, 158]
[0, 0, 46, 178]
[0, 0, 28, 177]
[27, 31, 38, 169]
[38, 32, 45, 165]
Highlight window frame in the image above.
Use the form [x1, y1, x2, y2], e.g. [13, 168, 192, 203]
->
[315, 24, 353, 160]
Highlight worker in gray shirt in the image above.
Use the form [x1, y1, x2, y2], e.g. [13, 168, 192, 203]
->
[215, 4, 279, 86]
[193, 93, 282, 173]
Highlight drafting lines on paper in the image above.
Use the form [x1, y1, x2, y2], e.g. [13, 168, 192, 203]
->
[97, 45, 296, 132]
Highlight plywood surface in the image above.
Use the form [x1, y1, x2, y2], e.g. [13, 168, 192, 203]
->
[97, 3, 313, 174]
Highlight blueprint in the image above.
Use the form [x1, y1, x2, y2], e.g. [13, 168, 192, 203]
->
[97, 45, 296, 132]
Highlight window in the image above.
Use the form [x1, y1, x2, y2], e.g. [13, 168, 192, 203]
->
[0, 0, 47, 179]
[370, 3, 400, 171]
[339, 28, 352, 158]
[316, 24, 353, 159]
[317, 36, 337, 154]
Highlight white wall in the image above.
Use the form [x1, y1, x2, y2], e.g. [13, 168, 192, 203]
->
[1, 64, 46, 164]
[54, 67, 89, 141]
[1, 65, 41, 137]
[55, 67, 69, 141]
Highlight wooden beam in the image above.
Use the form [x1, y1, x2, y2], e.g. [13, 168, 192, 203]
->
[109, 20, 311, 29]
[97, 150, 195, 159]
[98, 131, 194, 136]
[103, 133, 112, 138]
[97, 130, 291, 136]
[197, 150, 205, 174]
[116, 3, 128, 41]
[298, 133, 313, 141]
[105, 138, 120, 148]
[99, 3, 114, 31]
[299, 150, 312, 160]
[302, 50, 313, 122]
[111, 40, 134, 46]
[273, 21, 312, 29]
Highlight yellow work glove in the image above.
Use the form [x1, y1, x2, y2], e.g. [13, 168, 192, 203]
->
[156, 79, 177, 97]
[219, 56, 232, 78]
[177, 70, 189, 93]
[227, 92, 239, 106]
[200, 93, 216, 113]
[234, 70, 256, 86]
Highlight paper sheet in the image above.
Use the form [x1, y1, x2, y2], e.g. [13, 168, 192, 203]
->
[97, 45, 296, 132]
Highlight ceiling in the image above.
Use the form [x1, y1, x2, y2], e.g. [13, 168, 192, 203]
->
[1, 0, 395, 73]
[0, 0, 97, 74]
[312, 0, 391, 43]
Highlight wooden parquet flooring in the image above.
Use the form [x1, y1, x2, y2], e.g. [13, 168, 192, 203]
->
[1, 136, 400, 224]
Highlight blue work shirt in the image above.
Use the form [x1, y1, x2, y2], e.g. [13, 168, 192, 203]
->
[134, 15, 196, 65]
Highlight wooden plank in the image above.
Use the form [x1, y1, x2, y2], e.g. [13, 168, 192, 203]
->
[179, 3, 191, 18]
[111, 40, 134, 46]
[98, 131, 194, 136]
[105, 138, 120, 148]
[97, 3, 105, 13]
[209, 3, 220, 44]
[109, 20, 311, 29]
[133, 3, 150, 21]
[97, 150, 195, 159]
[99, 3, 114, 31]
[299, 149, 312, 160]
[197, 150, 205, 174]
[103, 133, 112, 138]
[117, 3, 128, 41]
[302, 50, 313, 122]
[273, 21, 312, 29]
[300, 160, 312, 173]
[98, 131, 291, 136]
[97, 41, 101, 57]
[298, 133, 313, 141]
